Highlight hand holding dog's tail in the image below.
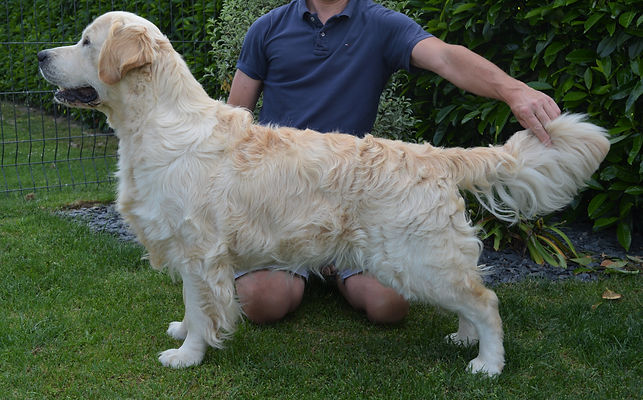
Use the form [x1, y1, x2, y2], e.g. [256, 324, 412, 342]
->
[455, 113, 610, 222]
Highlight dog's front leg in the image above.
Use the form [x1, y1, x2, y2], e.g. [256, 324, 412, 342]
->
[159, 269, 209, 368]
[159, 265, 240, 368]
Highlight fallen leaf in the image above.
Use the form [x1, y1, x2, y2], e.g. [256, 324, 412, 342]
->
[24, 192, 35, 201]
[601, 259, 629, 270]
[601, 288, 622, 300]
[571, 255, 594, 267]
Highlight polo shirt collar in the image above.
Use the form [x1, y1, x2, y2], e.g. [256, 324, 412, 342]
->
[298, 0, 360, 20]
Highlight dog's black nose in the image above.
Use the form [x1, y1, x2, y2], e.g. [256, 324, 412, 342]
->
[37, 50, 48, 63]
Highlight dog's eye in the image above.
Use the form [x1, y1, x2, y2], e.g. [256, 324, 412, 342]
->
[82, 37, 90, 46]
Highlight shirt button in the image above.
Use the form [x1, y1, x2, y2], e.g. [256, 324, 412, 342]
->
[320, 32, 326, 37]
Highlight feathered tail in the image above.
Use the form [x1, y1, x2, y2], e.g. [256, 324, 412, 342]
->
[453, 113, 610, 222]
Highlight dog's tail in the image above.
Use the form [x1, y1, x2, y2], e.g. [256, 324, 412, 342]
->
[451, 113, 610, 222]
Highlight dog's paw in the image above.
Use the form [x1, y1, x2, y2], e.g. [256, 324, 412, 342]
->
[158, 348, 203, 368]
[466, 357, 503, 377]
[166, 321, 187, 341]
[445, 332, 478, 347]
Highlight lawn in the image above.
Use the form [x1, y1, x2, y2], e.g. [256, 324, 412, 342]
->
[0, 191, 641, 399]
[0, 100, 118, 193]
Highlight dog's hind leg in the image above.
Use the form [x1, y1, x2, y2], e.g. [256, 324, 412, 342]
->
[416, 271, 503, 376]
[452, 282, 504, 376]
[166, 320, 188, 341]
[445, 313, 479, 346]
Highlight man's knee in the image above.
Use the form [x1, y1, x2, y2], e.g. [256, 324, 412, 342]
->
[363, 292, 409, 324]
[235, 270, 304, 324]
[340, 273, 409, 324]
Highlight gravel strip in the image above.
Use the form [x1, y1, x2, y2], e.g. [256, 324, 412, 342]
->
[58, 203, 640, 286]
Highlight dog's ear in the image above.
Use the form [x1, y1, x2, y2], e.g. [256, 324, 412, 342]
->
[98, 19, 156, 85]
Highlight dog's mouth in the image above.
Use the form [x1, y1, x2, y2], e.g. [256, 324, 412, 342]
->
[54, 86, 100, 107]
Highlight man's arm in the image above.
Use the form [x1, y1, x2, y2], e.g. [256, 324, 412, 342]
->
[411, 37, 560, 145]
[227, 69, 263, 111]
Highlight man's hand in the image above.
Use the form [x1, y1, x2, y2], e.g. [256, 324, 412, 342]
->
[505, 84, 561, 146]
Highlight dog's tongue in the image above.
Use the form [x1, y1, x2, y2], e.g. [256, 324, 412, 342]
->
[55, 86, 98, 103]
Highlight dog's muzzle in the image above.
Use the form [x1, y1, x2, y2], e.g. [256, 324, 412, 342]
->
[37, 50, 100, 107]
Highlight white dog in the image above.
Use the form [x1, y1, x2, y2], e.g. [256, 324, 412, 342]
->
[38, 11, 609, 376]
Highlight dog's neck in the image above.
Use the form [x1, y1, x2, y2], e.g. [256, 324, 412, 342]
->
[102, 44, 215, 137]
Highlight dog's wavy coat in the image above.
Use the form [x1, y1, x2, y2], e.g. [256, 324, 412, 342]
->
[38, 12, 610, 376]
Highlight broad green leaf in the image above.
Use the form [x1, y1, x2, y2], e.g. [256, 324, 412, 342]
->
[435, 104, 457, 124]
[584, 68, 593, 90]
[584, 12, 604, 32]
[619, 201, 633, 219]
[587, 193, 608, 217]
[461, 110, 480, 124]
[617, 222, 632, 251]
[628, 135, 642, 164]
[607, 133, 631, 145]
[453, 3, 477, 14]
[625, 186, 643, 195]
[596, 57, 613, 79]
[609, 182, 631, 191]
[619, 11, 636, 28]
[600, 165, 639, 183]
[607, 21, 616, 36]
[527, 81, 553, 90]
[593, 217, 619, 229]
[566, 49, 596, 64]
[563, 91, 588, 101]
[597, 36, 618, 58]
[629, 40, 643, 60]
[525, 6, 547, 20]
[592, 84, 612, 95]
[494, 105, 512, 133]
[625, 80, 643, 112]
[585, 177, 604, 190]
[544, 41, 566, 66]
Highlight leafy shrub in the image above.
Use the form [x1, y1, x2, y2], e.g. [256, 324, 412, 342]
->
[404, 0, 642, 250]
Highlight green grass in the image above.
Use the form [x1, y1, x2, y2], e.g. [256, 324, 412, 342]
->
[1, 192, 641, 399]
[0, 101, 118, 193]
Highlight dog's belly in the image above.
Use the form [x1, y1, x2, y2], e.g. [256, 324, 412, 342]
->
[227, 215, 365, 272]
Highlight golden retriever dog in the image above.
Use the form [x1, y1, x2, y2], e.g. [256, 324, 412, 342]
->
[38, 11, 609, 376]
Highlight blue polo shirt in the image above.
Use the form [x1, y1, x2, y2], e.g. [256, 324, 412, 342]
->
[237, 0, 432, 136]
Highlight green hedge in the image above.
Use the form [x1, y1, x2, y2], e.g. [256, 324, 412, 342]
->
[404, 0, 642, 249]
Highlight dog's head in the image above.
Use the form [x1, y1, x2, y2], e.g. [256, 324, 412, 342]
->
[38, 11, 166, 109]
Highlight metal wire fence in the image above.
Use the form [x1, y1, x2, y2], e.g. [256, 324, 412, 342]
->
[0, 0, 218, 195]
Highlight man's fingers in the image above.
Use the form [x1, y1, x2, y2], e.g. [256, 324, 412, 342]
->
[523, 112, 552, 146]
[544, 98, 561, 120]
